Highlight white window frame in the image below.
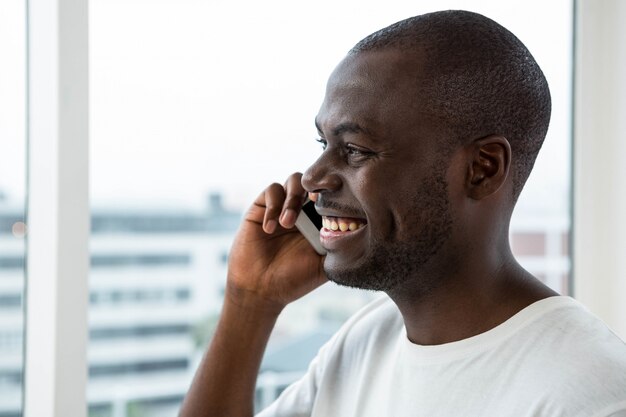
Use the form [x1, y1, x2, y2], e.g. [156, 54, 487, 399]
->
[18, 0, 626, 416]
[24, 0, 89, 416]
[573, 0, 626, 339]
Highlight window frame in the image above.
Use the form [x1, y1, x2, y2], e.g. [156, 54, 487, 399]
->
[24, 0, 89, 416]
[572, 0, 626, 338]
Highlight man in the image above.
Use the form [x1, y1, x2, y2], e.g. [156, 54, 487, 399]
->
[180, 10, 626, 417]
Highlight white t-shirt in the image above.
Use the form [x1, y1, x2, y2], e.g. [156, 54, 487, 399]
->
[256, 295, 626, 417]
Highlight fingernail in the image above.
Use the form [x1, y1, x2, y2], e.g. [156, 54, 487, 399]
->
[281, 209, 296, 227]
[308, 192, 318, 202]
[265, 219, 277, 234]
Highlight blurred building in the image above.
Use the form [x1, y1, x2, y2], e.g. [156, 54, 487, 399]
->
[0, 198, 25, 417]
[86, 193, 239, 417]
[0, 193, 239, 417]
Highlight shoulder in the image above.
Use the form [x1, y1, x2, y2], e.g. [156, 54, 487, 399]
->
[513, 297, 626, 414]
[534, 297, 626, 368]
[558, 298, 626, 387]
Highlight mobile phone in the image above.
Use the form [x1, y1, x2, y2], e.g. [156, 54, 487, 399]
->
[295, 199, 327, 255]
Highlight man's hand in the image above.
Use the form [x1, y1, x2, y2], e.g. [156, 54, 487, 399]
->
[227, 172, 327, 310]
[179, 173, 326, 417]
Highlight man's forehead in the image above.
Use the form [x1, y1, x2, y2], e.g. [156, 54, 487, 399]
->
[316, 50, 429, 134]
[327, 50, 419, 90]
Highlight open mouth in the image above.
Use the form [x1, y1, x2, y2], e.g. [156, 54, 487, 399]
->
[321, 216, 368, 232]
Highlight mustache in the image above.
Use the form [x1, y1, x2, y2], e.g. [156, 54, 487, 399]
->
[314, 197, 365, 218]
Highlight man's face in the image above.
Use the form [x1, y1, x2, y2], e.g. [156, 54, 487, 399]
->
[302, 50, 455, 293]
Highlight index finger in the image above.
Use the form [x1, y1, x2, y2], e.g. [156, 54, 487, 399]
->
[279, 173, 307, 229]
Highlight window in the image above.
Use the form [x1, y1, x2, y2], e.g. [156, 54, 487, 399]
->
[87, 1, 573, 415]
[12, 0, 626, 415]
[9, 0, 579, 415]
[0, 2, 26, 417]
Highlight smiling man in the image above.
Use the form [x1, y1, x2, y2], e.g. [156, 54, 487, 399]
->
[180, 10, 626, 417]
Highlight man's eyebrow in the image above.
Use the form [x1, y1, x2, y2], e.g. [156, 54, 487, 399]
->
[314, 119, 372, 137]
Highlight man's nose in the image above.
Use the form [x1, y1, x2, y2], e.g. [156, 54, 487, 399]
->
[301, 153, 342, 194]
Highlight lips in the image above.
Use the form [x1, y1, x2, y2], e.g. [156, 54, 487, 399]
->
[319, 215, 368, 251]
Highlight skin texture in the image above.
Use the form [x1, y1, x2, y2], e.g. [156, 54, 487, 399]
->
[305, 50, 455, 293]
[179, 46, 557, 417]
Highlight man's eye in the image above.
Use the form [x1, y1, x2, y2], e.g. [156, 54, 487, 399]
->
[346, 145, 364, 155]
[345, 144, 371, 157]
[315, 137, 327, 150]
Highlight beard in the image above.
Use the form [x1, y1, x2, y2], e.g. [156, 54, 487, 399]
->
[324, 167, 453, 293]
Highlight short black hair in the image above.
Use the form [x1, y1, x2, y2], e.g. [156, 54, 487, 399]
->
[350, 10, 551, 200]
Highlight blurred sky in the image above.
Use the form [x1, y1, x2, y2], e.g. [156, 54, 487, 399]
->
[0, 0, 571, 215]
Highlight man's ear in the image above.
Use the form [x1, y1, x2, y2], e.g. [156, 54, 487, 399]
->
[467, 135, 511, 200]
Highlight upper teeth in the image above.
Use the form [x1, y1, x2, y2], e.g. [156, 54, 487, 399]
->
[322, 217, 364, 232]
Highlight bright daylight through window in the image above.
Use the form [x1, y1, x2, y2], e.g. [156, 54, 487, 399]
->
[0, 1, 576, 417]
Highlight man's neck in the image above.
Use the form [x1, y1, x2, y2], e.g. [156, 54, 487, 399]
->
[386, 255, 558, 346]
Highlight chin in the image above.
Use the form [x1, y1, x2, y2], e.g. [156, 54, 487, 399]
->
[324, 256, 403, 292]
[323, 235, 448, 294]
